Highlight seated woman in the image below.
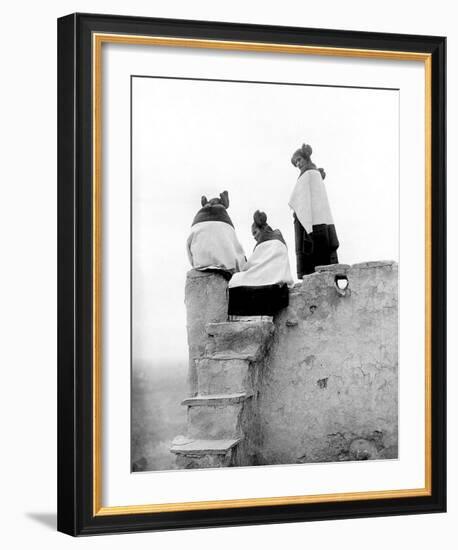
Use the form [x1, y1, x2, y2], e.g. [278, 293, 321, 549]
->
[228, 211, 294, 317]
[187, 191, 246, 280]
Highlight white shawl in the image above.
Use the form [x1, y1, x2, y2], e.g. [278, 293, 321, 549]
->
[228, 240, 293, 289]
[187, 221, 246, 273]
[288, 169, 334, 233]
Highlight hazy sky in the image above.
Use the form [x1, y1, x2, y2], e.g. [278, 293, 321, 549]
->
[132, 77, 399, 367]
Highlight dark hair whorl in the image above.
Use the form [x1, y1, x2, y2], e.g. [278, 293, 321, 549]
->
[253, 210, 267, 227]
[301, 143, 312, 160]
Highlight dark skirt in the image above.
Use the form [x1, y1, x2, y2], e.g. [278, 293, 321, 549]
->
[228, 284, 289, 316]
[293, 215, 339, 278]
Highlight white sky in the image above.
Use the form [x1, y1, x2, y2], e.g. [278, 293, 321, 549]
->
[132, 77, 399, 366]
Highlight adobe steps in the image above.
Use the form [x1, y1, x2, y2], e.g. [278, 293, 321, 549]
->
[171, 319, 274, 468]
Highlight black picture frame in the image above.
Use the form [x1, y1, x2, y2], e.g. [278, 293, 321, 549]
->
[57, 12, 446, 536]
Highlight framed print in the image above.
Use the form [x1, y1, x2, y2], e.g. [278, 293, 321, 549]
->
[57, 13, 446, 536]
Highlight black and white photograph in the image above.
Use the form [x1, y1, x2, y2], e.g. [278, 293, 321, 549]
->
[0, 0, 451, 544]
[131, 75, 399, 472]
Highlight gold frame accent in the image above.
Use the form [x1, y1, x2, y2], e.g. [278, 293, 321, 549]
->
[92, 33, 432, 517]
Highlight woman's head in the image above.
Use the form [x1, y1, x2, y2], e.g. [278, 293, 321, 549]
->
[291, 143, 313, 169]
[291, 143, 326, 179]
[251, 210, 268, 242]
[251, 210, 287, 247]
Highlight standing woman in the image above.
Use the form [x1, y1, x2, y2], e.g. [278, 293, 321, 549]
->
[228, 211, 293, 317]
[289, 144, 339, 278]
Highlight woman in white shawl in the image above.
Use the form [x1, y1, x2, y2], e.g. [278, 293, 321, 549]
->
[228, 211, 293, 316]
[289, 144, 339, 278]
[187, 191, 246, 279]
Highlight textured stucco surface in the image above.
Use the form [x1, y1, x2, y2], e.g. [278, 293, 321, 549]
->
[185, 270, 229, 396]
[182, 263, 398, 466]
[197, 357, 251, 395]
[257, 261, 398, 464]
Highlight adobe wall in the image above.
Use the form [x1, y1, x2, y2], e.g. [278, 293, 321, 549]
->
[185, 270, 228, 397]
[183, 262, 398, 465]
[256, 262, 398, 464]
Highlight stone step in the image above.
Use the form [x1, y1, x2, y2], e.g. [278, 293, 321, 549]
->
[182, 392, 251, 407]
[205, 320, 274, 356]
[170, 437, 241, 468]
[170, 436, 242, 456]
[196, 357, 251, 395]
[205, 351, 256, 361]
[186, 398, 250, 439]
